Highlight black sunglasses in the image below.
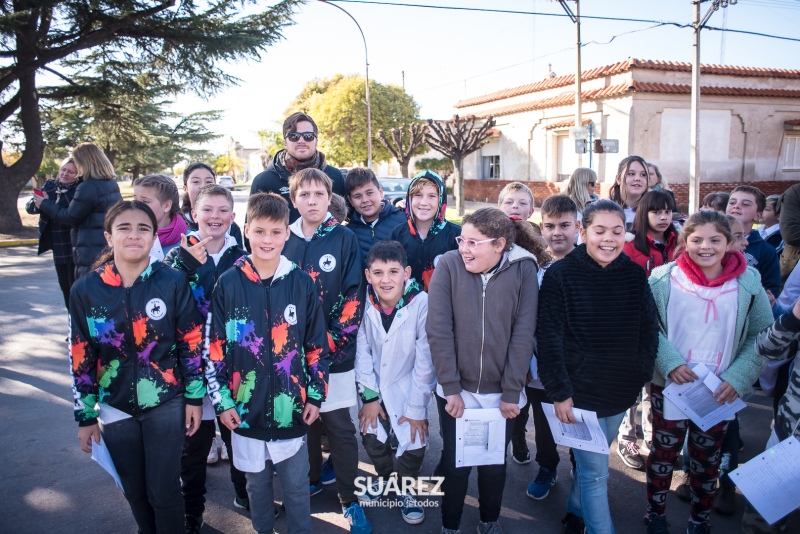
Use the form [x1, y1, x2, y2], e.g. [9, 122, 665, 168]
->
[285, 131, 317, 143]
[588, 181, 596, 186]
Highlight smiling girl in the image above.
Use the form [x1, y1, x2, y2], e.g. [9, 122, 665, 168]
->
[426, 208, 539, 534]
[623, 190, 678, 278]
[133, 174, 188, 260]
[643, 210, 773, 534]
[537, 199, 659, 534]
[69, 200, 206, 534]
[609, 156, 650, 228]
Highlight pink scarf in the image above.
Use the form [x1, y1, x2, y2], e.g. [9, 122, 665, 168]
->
[157, 214, 188, 248]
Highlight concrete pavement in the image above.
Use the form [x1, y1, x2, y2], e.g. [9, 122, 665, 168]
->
[0, 243, 783, 534]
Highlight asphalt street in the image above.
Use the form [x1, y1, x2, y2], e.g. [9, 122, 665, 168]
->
[0, 234, 789, 534]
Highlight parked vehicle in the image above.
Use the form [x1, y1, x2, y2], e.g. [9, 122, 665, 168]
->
[378, 178, 411, 202]
[218, 176, 235, 190]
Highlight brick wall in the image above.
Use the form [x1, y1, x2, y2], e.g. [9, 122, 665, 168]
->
[464, 179, 800, 210]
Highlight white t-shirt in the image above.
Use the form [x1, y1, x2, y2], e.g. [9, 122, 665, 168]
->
[232, 433, 304, 472]
[321, 369, 357, 412]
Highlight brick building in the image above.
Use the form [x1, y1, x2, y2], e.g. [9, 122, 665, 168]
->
[453, 58, 800, 207]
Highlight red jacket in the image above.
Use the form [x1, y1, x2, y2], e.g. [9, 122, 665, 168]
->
[622, 231, 677, 277]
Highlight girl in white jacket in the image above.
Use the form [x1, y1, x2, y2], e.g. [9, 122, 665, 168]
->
[355, 240, 436, 525]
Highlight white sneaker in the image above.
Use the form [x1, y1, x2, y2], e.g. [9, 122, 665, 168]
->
[207, 437, 219, 464]
[219, 437, 229, 461]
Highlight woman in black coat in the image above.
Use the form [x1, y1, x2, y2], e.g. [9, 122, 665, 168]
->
[26, 157, 81, 307]
[34, 143, 122, 279]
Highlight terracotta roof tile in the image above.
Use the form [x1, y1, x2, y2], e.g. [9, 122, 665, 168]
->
[472, 81, 800, 118]
[454, 58, 800, 109]
[545, 118, 592, 130]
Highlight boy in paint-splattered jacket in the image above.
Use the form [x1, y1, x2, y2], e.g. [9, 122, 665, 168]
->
[206, 193, 329, 534]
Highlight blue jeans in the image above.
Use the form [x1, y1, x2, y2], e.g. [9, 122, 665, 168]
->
[246, 440, 312, 534]
[567, 411, 625, 534]
[100, 396, 186, 534]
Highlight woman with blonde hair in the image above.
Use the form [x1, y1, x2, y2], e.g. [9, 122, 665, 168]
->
[34, 142, 122, 278]
[565, 167, 599, 220]
[609, 155, 649, 228]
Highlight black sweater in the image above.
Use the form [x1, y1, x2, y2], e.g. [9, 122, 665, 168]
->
[537, 244, 659, 417]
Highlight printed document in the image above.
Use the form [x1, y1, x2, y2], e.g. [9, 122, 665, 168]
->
[91, 437, 124, 494]
[455, 409, 506, 467]
[729, 436, 800, 525]
[542, 403, 610, 454]
[662, 363, 746, 431]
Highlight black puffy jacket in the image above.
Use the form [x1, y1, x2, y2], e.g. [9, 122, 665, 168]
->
[38, 177, 122, 278]
[346, 201, 408, 270]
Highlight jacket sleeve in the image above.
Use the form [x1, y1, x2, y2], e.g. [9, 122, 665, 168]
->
[304, 278, 329, 407]
[69, 287, 101, 426]
[756, 308, 800, 362]
[406, 295, 435, 420]
[206, 282, 236, 414]
[638, 279, 659, 384]
[759, 247, 781, 296]
[354, 314, 380, 404]
[780, 184, 800, 247]
[327, 234, 364, 366]
[37, 180, 94, 226]
[537, 269, 573, 402]
[426, 257, 462, 396]
[501, 261, 538, 404]
[174, 276, 206, 405]
[720, 288, 773, 395]
[650, 273, 689, 381]
[25, 197, 39, 214]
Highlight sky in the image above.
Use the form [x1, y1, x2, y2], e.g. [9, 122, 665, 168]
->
[169, 0, 800, 154]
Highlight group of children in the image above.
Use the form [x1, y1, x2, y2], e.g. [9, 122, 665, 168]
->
[67, 156, 797, 534]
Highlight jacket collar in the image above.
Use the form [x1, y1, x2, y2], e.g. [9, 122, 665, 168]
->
[289, 213, 337, 240]
[234, 255, 295, 285]
[96, 258, 163, 287]
[367, 278, 423, 313]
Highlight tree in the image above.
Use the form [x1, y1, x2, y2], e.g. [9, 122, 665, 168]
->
[415, 156, 453, 178]
[257, 128, 285, 159]
[426, 114, 497, 216]
[288, 75, 420, 166]
[0, 0, 300, 232]
[376, 122, 428, 178]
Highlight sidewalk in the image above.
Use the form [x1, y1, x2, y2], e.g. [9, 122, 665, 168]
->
[0, 244, 783, 533]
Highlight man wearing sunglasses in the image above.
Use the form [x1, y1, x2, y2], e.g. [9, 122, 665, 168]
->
[250, 111, 346, 224]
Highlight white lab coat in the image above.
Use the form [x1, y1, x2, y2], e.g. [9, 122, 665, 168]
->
[355, 286, 435, 456]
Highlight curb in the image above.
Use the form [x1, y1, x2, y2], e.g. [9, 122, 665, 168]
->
[0, 239, 38, 247]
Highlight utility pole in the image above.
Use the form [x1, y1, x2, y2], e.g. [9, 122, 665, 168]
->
[558, 0, 583, 165]
[690, 0, 736, 214]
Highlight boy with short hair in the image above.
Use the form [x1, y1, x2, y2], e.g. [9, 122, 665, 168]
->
[512, 194, 577, 499]
[497, 182, 534, 220]
[758, 194, 783, 251]
[388, 170, 461, 291]
[701, 192, 730, 213]
[355, 240, 435, 525]
[346, 167, 407, 269]
[282, 168, 371, 533]
[206, 192, 329, 534]
[164, 184, 249, 532]
[727, 185, 781, 295]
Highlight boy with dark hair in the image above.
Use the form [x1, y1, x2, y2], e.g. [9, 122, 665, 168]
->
[355, 240, 435, 525]
[758, 194, 783, 250]
[206, 192, 329, 534]
[346, 167, 407, 269]
[513, 194, 577, 500]
[728, 185, 781, 295]
[164, 184, 249, 532]
[282, 168, 370, 533]
[388, 170, 461, 291]
[701, 192, 730, 213]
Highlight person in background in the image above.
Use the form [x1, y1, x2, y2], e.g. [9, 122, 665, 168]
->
[609, 156, 649, 229]
[646, 163, 677, 212]
[345, 167, 407, 270]
[26, 157, 81, 307]
[758, 194, 782, 251]
[34, 142, 122, 279]
[727, 185, 781, 296]
[180, 162, 243, 247]
[330, 193, 349, 224]
[497, 181, 535, 221]
[701, 192, 730, 213]
[249, 111, 345, 223]
[133, 174, 187, 260]
[565, 167, 599, 224]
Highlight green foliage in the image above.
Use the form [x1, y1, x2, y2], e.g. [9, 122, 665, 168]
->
[257, 128, 285, 158]
[287, 75, 420, 166]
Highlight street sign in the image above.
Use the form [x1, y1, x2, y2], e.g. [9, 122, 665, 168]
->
[594, 139, 619, 154]
[575, 139, 588, 154]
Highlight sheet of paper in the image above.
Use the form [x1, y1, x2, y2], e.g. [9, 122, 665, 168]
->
[662, 363, 747, 431]
[729, 436, 800, 525]
[455, 408, 506, 467]
[91, 437, 124, 494]
[541, 403, 610, 454]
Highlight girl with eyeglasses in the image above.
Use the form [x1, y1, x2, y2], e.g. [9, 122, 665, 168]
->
[426, 208, 540, 534]
[537, 200, 659, 534]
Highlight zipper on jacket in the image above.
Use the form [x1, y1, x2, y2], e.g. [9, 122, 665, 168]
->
[265, 283, 275, 441]
[124, 287, 140, 415]
[477, 280, 487, 393]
